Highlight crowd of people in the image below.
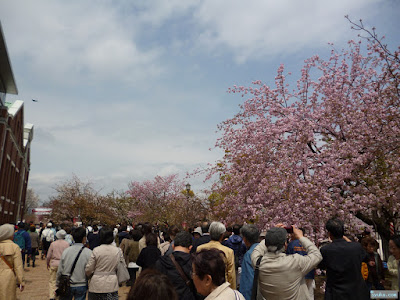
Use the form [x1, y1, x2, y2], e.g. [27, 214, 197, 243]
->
[0, 218, 400, 300]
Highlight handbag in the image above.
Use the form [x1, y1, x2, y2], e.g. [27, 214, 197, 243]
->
[116, 251, 130, 284]
[251, 256, 263, 300]
[56, 246, 85, 297]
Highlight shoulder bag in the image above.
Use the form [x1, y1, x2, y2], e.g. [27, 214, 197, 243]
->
[0, 253, 16, 276]
[116, 250, 130, 284]
[169, 253, 191, 286]
[56, 246, 85, 297]
[251, 256, 263, 300]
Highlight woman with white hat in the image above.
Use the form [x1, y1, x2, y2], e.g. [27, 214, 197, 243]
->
[0, 223, 25, 300]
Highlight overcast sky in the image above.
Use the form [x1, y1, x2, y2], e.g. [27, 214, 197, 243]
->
[0, 1, 399, 203]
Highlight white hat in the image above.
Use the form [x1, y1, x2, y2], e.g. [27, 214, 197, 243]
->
[56, 229, 67, 240]
[0, 224, 14, 242]
[47, 222, 52, 228]
[193, 227, 202, 236]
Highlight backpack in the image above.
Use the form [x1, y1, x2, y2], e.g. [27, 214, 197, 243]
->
[14, 231, 26, 250]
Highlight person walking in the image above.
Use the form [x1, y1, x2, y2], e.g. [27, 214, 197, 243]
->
[57, 227, 92, 300]
[13, 222, 31, 268]
[120, 229, 142, 286]
[0, 224, 25, 300]
[47, 230, 69, 300]
[87, 225, 101, 250]
[27, 225, 39, 267]
[137, 232, 161, 270]
[85, 227, 126, 300]
[191, 221, 211, 254]
[41, 223, 55, 259]
[155, 231, 197, 299]
[197, 221, 237, 290]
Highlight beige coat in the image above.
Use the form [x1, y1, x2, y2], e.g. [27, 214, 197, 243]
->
[197, 240, 237, 290]
[0, 240, 24, 300]
[251, 237, 322, 300]
[85, 244, 125, 293]
[205, 282, 245, 300]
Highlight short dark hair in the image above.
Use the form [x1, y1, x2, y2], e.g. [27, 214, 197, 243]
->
[128, 268, 177, 300]
[18, 222, 25, 229]
[192, 248, 226, 287]
[100, 227, 114, 245]
[325, 218, 344, 239]
[173, 231, 192, 248]
[146, 233, 158, 247]
[72, 227, 86, 243]
[30, 226, 36, 232]
[240, 224, 259, 244]
[232, 224, 241, 235]
[130, 229, 143, 242]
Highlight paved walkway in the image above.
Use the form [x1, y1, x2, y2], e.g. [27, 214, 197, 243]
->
[17, 256, 130, 300]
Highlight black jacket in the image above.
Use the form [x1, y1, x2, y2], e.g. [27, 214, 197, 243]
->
[155, 251, 197, 300]
[191, 234, 211, 254]
[319, 238, 369, 300]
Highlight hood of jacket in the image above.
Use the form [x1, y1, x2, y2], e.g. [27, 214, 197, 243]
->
[228, 234, 243, 244]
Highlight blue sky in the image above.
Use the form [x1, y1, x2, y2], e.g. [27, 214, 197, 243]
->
[0, 1, 399, 203]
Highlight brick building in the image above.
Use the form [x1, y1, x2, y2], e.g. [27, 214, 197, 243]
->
[0, 22, 34, 224]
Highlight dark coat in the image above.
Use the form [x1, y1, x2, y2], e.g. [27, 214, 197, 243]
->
[155, 251, 196, 300]
[319, 238, 369, 300]
[118, 231, 130, 245]
[136, 245, 161, 270]
[190, 234, 211, 254]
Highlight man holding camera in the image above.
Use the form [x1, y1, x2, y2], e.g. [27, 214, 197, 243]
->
[251, 224, 322, 300]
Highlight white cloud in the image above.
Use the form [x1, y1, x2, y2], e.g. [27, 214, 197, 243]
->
[193, 0, 385, 62]
[1, 1, 163, 85]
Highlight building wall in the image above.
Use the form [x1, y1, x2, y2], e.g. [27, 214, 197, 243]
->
[0, 101, 33, 224]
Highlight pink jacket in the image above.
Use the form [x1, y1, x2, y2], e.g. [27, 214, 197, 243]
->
[47, 240, 70, 267]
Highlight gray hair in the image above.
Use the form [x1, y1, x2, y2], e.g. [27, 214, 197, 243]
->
[240, 224, 259, 244]
[209, 221, 226, 241]
[265, 227, 287, 254]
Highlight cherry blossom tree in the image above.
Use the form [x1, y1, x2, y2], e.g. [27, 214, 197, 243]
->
[208, 19, 400, 241]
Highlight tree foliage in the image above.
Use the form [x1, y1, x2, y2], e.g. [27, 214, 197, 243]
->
[127, 174, 208, 226]
[49, 174, 117, 225]
[208, 19, 400, 240]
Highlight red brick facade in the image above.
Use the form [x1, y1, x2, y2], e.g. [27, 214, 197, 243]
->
[0, 101, 33, 224]
[0, 23, 34, 224]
